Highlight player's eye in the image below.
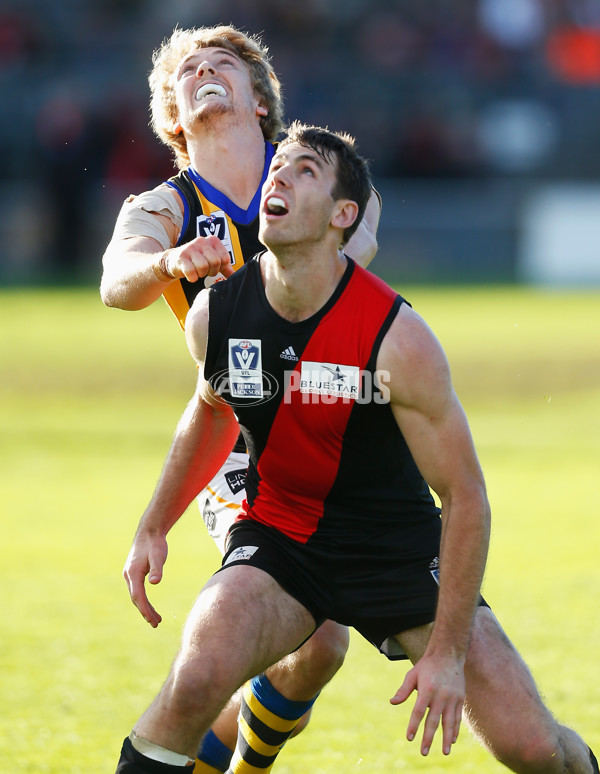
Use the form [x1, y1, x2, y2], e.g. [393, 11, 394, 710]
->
[178, 64, 196, 78]
[301, 165, 315, 176]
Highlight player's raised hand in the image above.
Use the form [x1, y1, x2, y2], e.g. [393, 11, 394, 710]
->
[123, 530, 168, 628]
[390, 651, 465, 757]
[163, 236, 234, 283]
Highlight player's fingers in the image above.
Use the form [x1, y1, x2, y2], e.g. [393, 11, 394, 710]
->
[220, 258, 234, 277]
[448, 698, 462, 750]
[144, 603, 162, 628]
[131, 580, 162, 628]
[184, 248, 226, 282]
[189, 237, 230, 277]
[179, 254, 204, 283]
[125, 569, 155, 624]
[203, 242, 232, 276]
[148, 559, 163, 586]
[148, 542, 167, 586]
[390, 668, 418, 706]
[405, 691, 429, 746]
[419, 705, 442, 756]
[433, 696, 463, 756]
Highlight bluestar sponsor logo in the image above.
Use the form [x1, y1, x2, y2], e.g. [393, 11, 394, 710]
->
[299, 361, 360, 399]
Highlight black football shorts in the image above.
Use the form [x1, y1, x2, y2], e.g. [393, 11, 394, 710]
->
[218, 516, 483, 660]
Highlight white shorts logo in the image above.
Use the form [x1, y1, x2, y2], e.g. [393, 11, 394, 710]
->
[299, 361, 360, 400]
[223, 545, 259, 566]
[228, 339, 263, 399]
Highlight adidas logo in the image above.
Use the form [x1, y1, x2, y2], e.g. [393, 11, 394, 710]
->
[280, 346, 299, 361]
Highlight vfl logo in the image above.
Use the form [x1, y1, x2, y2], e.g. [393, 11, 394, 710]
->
[223, 545, 259, 566]
[228, 339, 263, 399]
[196, 211, 234, 262]
[210, 368, 279, 407]
[197, 211, 235, 287]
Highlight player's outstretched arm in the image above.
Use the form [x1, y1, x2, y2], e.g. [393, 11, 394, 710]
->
[100, 186, 232, 310]
[379, 303, 491, 756]
[123, 290, 239, 625]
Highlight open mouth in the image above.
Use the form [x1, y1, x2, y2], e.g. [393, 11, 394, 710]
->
[195, 83, 227, 101]
[265, 196, 289, 216]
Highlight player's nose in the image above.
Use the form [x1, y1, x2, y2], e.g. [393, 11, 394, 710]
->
[270, 164, 290, 188]
[196, 60, 216, 77]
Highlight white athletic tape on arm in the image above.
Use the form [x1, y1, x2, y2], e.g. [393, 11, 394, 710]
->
[112, 185, 184, 250]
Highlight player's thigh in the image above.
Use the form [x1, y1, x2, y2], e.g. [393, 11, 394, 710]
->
[180, 564, 317, 687]
[462, 607, 557, 748]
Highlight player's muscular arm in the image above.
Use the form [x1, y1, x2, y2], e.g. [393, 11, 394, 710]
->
[100, 188, 232, 310]
[344, 188, 381, 268]
[378, 304, 491, 756]
[124, 292, 239, 626]
[123, 383, 238, 627]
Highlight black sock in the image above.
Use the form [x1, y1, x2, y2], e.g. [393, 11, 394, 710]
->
[116, 736, 194, 773]
[589, 747, 599, 774]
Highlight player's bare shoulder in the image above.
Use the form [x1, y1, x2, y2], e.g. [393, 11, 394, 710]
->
[112, 182, 184, 248]
[377, 302, 453, 410]
[185, 288, 211, 365]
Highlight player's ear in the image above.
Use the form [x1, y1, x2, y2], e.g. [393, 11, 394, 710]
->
[256, 104, 268, 117]
[173, 121, 183, 135]
[331, 200, 358, 232]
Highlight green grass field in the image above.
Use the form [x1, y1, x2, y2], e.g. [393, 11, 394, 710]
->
[1, 286, 599, 773]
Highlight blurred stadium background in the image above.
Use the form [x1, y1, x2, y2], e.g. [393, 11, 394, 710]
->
[2, 0, 600, 288]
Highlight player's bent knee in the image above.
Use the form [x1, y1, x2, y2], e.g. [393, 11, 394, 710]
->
[167, 656, 239, 717]
[297, 621, 350, 678]
[264, 622, 349, 701]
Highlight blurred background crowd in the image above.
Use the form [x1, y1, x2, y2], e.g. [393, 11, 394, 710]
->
[1, 0, 599, 285]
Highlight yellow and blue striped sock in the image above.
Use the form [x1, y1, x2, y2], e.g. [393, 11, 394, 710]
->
[196, 729, 233, 773]
[227, 675, 318, 773]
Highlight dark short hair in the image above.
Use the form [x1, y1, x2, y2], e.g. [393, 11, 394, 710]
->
[279, 121, 372, 244]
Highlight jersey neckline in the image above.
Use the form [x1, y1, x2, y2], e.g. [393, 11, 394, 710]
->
[186, 142, 276, 226]
[250, 255, 356, 332]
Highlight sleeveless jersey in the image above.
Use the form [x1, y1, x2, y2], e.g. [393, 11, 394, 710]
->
[160, 142, 276, 330]
[204, 257, 441, 546]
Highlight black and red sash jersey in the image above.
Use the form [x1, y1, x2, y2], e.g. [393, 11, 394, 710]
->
[160, 142, 276, 331]
[204, 257, 440, 546]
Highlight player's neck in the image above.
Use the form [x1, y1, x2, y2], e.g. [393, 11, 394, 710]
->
[187, 124, 267, 210]
[261, 246, 348, 323]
